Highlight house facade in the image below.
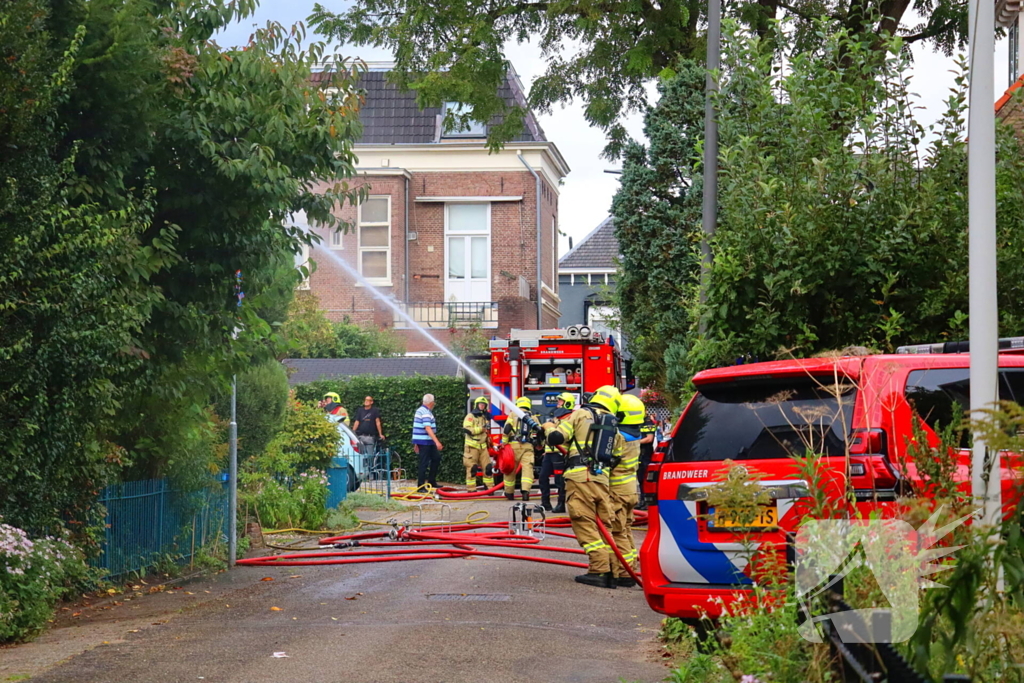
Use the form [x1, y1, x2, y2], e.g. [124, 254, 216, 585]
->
[557, 217, 620, 342]
[300, 64, 569, 353]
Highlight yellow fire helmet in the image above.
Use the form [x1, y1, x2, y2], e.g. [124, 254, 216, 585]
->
[515, 396, 533, 410]
[323, 392, 341, 403]
[588, 385, 621, 413]
[618, 394, 646, 426]
[557, 392, 576, 410]
[473, 396, 490, 407]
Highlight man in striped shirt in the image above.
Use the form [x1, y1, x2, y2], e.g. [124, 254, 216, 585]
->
[413, 394, 443, 491]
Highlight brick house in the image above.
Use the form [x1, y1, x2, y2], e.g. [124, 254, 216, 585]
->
[298, 63, 569, 354]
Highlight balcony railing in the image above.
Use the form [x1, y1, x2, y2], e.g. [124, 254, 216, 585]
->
[394, 301, 499, 329]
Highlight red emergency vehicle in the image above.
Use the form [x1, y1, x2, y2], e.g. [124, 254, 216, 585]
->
[486, 326, 629, 421]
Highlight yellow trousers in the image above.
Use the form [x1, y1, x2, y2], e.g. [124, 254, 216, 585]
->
[505, 442, 535, 492]
[609, 483, 639, 578]
[463, 445, 492, 488]
[566, 479, 614, 574]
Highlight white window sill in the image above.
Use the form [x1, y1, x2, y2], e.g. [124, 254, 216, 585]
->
[355, 280, 394, 288]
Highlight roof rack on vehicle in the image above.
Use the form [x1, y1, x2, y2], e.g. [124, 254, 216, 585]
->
[895, 336, 1024, 354]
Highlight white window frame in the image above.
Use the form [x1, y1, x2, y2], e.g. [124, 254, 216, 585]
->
[441, 101, 486, 138]
[358, 195, 391, 285]
[328, 227, 344, 250]
[296, 241, 311, 290]
[444, 202, 491, 301]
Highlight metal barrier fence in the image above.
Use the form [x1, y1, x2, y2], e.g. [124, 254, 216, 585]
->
[350, 444, 396, 498]
[92, 478, 229, 579]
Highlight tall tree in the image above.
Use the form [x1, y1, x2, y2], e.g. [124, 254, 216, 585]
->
[612, 62, 704, 396]
[310, 0, 974, 156]
[1, 0, 366, 532]
[618, 24, 1024, 401]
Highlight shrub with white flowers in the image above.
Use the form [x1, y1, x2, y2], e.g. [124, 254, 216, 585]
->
[1, 520, 90, 643]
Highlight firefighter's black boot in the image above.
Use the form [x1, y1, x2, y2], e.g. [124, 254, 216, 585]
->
[552, 503, 565, 514]
[574, 572, 616, 589]
[505, 490, 515, 501]
[616, 576, 637, 588]
[521, 491, 530, 502]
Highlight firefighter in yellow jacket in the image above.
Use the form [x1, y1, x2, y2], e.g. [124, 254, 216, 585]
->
[608, 393, 645, 587]
[544, 385, 622, 589]
[502, 396, 538, 501]
[463, 396, 493, 490]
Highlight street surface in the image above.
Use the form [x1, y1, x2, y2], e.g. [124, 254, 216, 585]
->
[2, 498, 668, 683]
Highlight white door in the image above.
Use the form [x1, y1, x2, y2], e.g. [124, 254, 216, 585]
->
[445, 203, 491, 302]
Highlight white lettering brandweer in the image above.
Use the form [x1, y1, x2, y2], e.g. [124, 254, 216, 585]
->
[663, 470, 709, 480]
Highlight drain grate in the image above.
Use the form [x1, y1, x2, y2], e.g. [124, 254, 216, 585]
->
[426, 593, 511, 602]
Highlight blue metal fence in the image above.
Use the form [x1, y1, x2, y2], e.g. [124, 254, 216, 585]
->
[92, 478, 229, 579]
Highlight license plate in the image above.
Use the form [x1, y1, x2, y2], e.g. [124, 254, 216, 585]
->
[708, 505, 778, 529]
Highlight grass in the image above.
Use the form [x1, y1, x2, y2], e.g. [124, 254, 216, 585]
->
[342, 492, 405, 511]
[324, 492, 406, 530]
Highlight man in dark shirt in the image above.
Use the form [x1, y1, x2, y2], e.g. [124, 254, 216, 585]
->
[635, 413, 657, 510]
[352, 395, 385, 457]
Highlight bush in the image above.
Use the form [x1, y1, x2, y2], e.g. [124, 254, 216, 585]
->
[240, 469, 329, 530]
[295, 376, 470, 484]
[213, 359, 290, 460]
[1, 521, 92, 643]
[281, 293, 404, 358]
[239, 398, 339, 529]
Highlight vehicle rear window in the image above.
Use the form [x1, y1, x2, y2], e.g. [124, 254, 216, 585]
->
[668, 378, 856, 462]
[904, 368, 1024, 447]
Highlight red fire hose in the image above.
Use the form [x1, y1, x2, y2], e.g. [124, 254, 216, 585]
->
[239, 510, 647, 584]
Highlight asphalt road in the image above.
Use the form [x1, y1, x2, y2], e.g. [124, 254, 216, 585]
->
[14, 499, 669, 683]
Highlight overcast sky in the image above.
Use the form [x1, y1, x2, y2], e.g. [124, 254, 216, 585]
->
[216, 3, 1017, 256]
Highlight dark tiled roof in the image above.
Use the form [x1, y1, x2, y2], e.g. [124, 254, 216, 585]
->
[282, 357, 462, 386]
[310, 69, 545, 144]
[559, 217, 619, 270]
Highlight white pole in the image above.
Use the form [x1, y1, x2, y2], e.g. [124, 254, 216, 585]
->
[968, 0, 1002, 529]
[229, 374, 238, 567]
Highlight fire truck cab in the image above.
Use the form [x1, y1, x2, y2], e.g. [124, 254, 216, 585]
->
[487, 326, 629, 422]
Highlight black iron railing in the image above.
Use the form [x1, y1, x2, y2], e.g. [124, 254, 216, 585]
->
[396, 302, 499, 329]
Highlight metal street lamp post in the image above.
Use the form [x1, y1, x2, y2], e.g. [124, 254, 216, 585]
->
[701, 0, 722, 325]
[970, 0, 1020, 529]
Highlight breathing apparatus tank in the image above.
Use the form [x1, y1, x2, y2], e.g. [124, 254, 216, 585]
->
[582, 385, 622, 470]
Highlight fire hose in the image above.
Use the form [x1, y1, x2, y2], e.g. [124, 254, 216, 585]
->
[240, 512, 646, 583]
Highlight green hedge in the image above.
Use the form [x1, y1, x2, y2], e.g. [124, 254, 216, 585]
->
[295, 375, 470, 484]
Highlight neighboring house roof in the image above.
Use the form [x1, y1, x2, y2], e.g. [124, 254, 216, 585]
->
[558, 217, 619, 270]
[311, 66, 546, 145]
[996, 73, 1024, 113]
[997, 74, 1024, 136]
[282, 357, 462, 386]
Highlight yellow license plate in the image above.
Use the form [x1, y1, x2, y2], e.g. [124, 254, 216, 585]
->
[709, 505, 778, 529]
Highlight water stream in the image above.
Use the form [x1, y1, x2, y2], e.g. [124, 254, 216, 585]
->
[313, 246, 527, 420]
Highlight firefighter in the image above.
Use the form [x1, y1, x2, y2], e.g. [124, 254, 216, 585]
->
[322, 392, 349, 423]
[544, 385, 622, 589]
[502, 396, 539, 501]
[609, 393, 645, 587]
[539, 392, 574, 512]
[463, 396, 493, 490]
[635, 410, 658, 511]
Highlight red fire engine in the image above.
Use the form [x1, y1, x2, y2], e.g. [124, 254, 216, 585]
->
[485, 326, 629, 422]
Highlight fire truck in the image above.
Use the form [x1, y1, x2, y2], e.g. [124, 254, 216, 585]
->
[483, 326, 629, 423]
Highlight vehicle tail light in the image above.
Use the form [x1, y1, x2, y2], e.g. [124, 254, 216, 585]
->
[643, 463, 662, 507]
[847, 428, 899, 499]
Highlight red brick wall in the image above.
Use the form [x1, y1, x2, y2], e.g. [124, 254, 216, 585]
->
[306, 168, 559, 344]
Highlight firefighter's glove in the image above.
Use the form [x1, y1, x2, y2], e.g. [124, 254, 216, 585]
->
[547, 430, 566, 447]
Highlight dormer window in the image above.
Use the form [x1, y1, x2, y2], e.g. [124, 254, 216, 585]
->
[442, 101, 486, 137]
